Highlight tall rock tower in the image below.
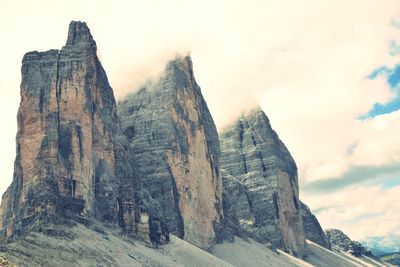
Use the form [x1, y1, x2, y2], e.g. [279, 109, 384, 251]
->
[220, 107, 306, 255]
[0, 21, 138, 241]
[118, 55, 223, 249]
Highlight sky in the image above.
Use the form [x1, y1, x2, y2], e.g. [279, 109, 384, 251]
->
[0, 0, 399, 251]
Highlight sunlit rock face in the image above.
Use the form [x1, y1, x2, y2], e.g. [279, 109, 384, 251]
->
[219, 107, 306, 256]
[118, 56, 223, 249]
[299, 201, 330, 249]
[0, 21, 139, 242]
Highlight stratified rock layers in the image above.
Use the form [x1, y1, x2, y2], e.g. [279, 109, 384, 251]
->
[220, 107, 306, 255]
[118, 56, 223, 249]
[300, 201, 330, 249]
[0, 21, 138, 241]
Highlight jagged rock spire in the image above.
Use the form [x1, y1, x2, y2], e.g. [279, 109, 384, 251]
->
[118, 55, 223, 249]
[66, 21, 95, 46]
[220, 105, 306, 256]
[0, 21, 138, 242]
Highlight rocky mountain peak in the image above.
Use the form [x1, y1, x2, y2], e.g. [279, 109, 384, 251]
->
[325, 229, 353, 249]
[158, 55, 198, 96]
[166, 54, 192, 71]
[220, 105, 305, 255]
[0, 21, 151, 244]
[118, 54, 223, 249]
[243, 105, 266, 118]
[66, 21, 96, 48]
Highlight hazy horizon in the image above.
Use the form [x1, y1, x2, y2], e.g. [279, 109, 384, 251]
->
[1, 0, 399, 251]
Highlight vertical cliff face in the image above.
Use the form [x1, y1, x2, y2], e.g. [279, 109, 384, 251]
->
[300, 201, 330, 249]
[220, 107, 306, 255]
[0, 21, 139, 241]
[118, 56, 223, 249]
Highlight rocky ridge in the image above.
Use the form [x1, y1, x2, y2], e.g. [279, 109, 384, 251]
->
[326, 229, 373, 257]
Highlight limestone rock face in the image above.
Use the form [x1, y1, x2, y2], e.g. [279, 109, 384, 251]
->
[0, 21, 139, 242]
[299, 201, 330, 249]
[118, 56, 223, 249]
[326, 229, 372, 257]
[219, 107, 306, 255]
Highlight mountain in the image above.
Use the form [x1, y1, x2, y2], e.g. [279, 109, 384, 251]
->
[0, 21, 393, 267]
[326, 229, 372, 257]
[219, 107, 306, 256]
[0, 21, 166, 245]
[117, 55, 223, 249]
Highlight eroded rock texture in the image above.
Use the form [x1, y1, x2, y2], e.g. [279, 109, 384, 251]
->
[0, 21, 139, 242]
[220, 107, 306, 255]
[299, 201, 330, 249]
[118, 56, 223, 249]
